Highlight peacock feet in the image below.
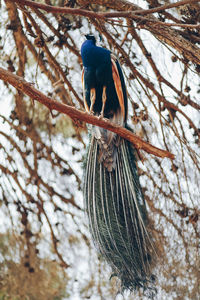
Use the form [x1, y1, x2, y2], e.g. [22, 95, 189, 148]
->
[98, 113, 104, 119]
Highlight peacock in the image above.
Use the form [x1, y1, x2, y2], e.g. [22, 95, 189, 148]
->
[81, 34, 157, 298]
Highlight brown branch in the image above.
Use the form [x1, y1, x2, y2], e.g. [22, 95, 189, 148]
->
[11, 0, 200, 29]
[5, 0, 26, 77]
[12, 0, 200, 30]
[12, 0, 200, 18]
[12, 0, 105, 18]
[133, 0, 200, 15]
[0, 67, 174, 159]
[11, 0, 200, 65]
[135, 21, 200, 29]
[108, 19, 200, 30]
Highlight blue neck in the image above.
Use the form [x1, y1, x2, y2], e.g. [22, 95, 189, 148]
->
[81, 40, 111, 68]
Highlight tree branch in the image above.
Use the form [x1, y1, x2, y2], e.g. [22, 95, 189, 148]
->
[11, 0, 200, 27]
[132, 0, 200, 15]
[0, 67, 174, 159]
[11, 0, 200, 17]
[11, 0, 200, 65]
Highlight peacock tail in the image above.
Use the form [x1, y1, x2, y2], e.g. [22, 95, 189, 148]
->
[84, 133, 157, 296]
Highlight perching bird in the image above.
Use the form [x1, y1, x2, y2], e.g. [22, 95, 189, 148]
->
[81, 35, 156, 297]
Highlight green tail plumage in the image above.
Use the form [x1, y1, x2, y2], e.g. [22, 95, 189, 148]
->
[84, 132, 157, 297]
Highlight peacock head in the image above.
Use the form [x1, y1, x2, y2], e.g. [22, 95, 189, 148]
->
[85, 34, 96, 45]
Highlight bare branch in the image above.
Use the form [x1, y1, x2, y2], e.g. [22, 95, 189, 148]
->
[0, 67, 174, 159]
[133, 0, 200, 15]
[11, 0, 200, 17]
[10, 0, 200, 29]
[11, 0, 200, 66]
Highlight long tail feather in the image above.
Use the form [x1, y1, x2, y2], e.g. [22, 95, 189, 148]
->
[84, 134, 157, 297]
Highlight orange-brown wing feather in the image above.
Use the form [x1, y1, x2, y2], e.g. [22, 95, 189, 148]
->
[111, 58, 125, 121]
[81, 68, 89, 112]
